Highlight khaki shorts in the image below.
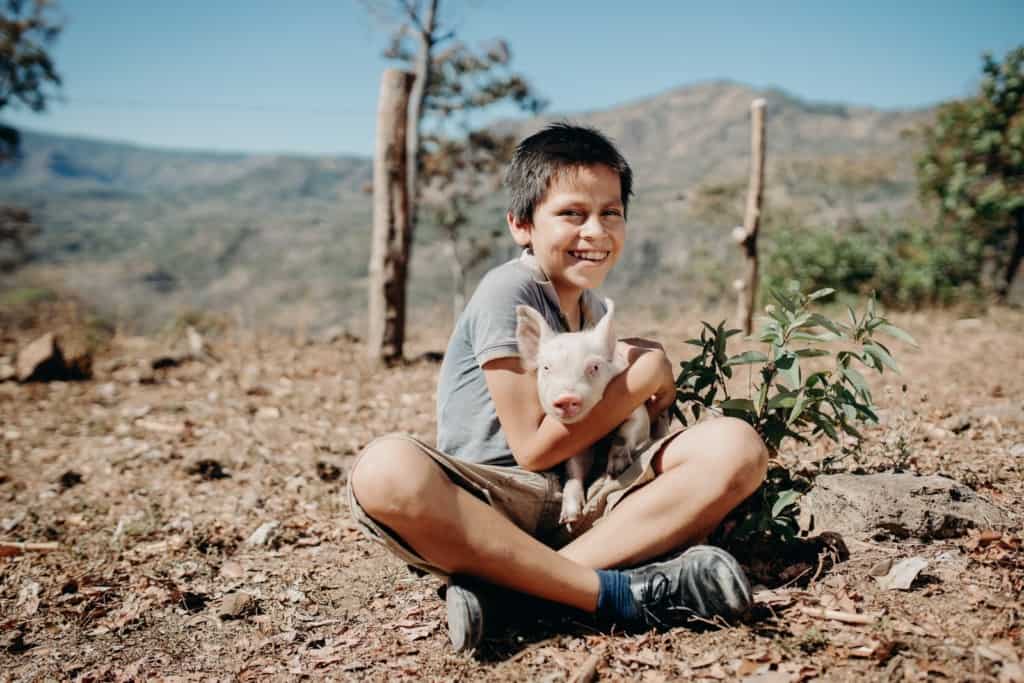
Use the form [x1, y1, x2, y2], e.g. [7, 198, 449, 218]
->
[346, 429, 685, 578]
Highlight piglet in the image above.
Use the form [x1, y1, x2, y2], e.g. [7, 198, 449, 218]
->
[516, 298, 659, 527]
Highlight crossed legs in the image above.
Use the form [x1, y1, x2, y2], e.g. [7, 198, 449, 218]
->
[349, 417, 768, 613]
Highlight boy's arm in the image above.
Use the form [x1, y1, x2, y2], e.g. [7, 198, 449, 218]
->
[483, 344, 674, 472]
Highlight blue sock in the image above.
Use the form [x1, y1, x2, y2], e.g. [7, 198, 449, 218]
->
[596, 570, 639, 623]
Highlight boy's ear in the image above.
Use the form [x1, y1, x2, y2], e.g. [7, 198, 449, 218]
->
[515, 305, 550, 371]
[507, 211, 533, 248]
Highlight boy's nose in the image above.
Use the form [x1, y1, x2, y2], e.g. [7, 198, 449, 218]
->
[580, 216, 606, 237]
[552, 394, 582, 418]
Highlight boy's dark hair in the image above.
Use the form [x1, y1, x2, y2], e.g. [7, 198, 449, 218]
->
[505, 122, 633, 223]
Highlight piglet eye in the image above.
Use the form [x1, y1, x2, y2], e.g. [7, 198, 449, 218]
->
[585, 360, 601, 377]
[541, 364, 550, 373]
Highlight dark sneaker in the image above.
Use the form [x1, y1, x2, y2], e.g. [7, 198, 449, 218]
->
[624, 545, 752, 628]
[445, 575, 486, 652]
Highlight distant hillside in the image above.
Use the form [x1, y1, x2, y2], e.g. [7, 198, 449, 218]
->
[0, 81, 933, 332]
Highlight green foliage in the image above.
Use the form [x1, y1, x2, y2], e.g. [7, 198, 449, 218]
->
[1, 0, 63, 159]
[676, 282, 915, 453]
[0, 285, 55, 306]
[675, 284, 916, 550]
[764, 221, 985, 309]
[917, 45, 1024, 298]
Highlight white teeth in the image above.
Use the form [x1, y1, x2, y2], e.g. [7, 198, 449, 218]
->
[570, 251, 609, 262]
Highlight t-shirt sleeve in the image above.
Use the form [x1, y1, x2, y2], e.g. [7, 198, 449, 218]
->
[468, 270, 545, 366]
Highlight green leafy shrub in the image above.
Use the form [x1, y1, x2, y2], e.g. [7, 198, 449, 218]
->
[764, 222, 984, 309]
[674, 284, 916, 558]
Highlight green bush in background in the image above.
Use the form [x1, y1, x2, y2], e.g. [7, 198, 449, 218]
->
[764, 221, 985, 309]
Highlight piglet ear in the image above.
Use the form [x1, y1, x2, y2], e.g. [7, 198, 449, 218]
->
[594, 297, 616, 359]
[516, 305, 551, 371]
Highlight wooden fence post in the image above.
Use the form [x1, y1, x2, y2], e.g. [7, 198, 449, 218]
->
[734, 98, 766, 334]
[368, 69, 415, 364]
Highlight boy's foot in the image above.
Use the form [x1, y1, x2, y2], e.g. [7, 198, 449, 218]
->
[445, 575, 486, 652]
[623, 545, 752, 628]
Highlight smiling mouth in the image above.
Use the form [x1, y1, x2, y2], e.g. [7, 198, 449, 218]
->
[569, 250, 610, 263]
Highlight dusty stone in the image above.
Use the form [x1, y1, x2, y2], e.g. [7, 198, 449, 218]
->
[17, 333, 63, 382]
[798, 473, 1015, 541]
[216, 592, 256, 619]
[255, 406, 281, 420]
[923, 425, 954, 441]
[968, 402, 1024, 425]
[245, 520, 279, 546]
[1010, 443, 1024, 458]
[0, 361, 15, 382]
[95, 382, 118, 402]
[16, 331, 92, 382]
[940, 414, 972, 434]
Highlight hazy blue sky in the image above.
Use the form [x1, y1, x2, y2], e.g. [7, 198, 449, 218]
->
[4, 1, 1021, 157]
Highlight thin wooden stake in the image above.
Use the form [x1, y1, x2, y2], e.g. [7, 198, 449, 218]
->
[735, 98, 766, 334]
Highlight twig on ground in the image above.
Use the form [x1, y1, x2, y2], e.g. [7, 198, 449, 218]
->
[0, 541, 60, 556]
[800, 606, 878, 625]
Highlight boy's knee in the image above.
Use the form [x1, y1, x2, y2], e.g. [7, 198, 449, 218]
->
[350, 437, 440, 521]
[715, 418, 769, 496]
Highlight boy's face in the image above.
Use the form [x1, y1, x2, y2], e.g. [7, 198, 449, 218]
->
[507, 163, 625, 301]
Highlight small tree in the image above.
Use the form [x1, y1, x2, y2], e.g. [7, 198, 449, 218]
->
[414, 39, 543, 316]
[371, 1, 544, 325]
[0, 0, 62, 270]
[917, 46, 1024, 301]
[1, 0, 63, 159]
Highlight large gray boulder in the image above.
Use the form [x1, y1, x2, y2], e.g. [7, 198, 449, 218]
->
[798, 473, 1016, 541]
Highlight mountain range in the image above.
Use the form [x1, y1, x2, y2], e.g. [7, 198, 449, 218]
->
[0, 80, 933, 333]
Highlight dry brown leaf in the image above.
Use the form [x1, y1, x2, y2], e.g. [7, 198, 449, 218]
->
[690, 652, 721, 669]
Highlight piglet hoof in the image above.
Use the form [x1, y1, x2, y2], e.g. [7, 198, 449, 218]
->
[652, 412, 671, 440]
[560, 483, 585, 528]
[605, 445, 632, 477]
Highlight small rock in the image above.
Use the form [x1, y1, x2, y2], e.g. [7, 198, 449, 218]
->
[187, 459, 229, 481]
[16, 333, 63, 382]
[923, 425, 954, 441]
[245, 521, 279, 546]
[58, 471, 83, 491]
[315, 325, 359, 345]
[940, 414, 972, 434]
[2, 627, 28, 653]
[217, 592, 256, 620]
[954, 318, 983, 330]
[255, 406, 281, 420]
[95, 382, 118, 402]
[1010, 443, 1024, 458]
[316, 461, 343, 482]
[0, 361, 15, 382]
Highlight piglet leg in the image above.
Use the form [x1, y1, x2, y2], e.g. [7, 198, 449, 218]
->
[606, 406, 650, 477]
[560, 451, 593, 527]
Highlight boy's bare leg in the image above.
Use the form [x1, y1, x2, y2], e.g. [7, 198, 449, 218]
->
[349, 417, 766, 612]
[559, 417, 768, 569]
[350, 438, 601, 612]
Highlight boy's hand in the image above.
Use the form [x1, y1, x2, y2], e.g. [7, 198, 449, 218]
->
[617, 338, 675, 420]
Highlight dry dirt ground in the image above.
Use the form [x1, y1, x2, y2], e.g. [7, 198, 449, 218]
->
[1, 305, 1022, 682]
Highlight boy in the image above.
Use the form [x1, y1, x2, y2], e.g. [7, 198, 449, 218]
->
[348, 123, 768, 651]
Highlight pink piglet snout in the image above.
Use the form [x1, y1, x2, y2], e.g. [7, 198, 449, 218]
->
[551, 394, 583, 420]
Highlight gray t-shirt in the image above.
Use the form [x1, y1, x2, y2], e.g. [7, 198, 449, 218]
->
[436, 250, 607, 467]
